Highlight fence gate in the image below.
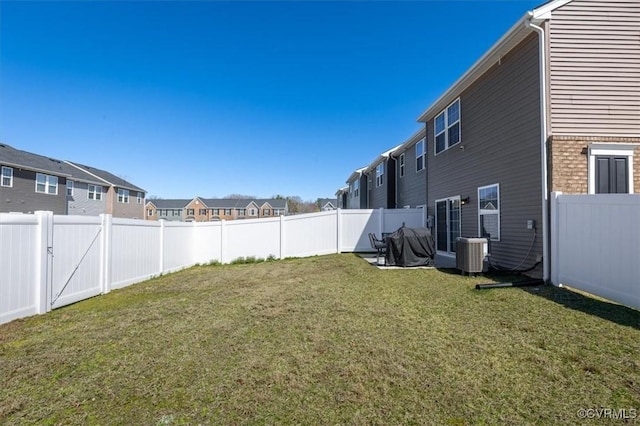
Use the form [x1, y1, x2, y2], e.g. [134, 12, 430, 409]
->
[49, 216, 105, 310]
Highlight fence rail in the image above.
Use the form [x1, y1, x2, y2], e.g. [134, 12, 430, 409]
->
[1, 208, 425, 324]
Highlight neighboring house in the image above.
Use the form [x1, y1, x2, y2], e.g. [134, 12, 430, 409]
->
[415, 0, 640, 278]
[317, 198, 338, 211]
[0, 143, 145, 219]
[391, 127, 427, 209]
[145, 199, 191, 221]
[146, 198, 288, 222]
[66, 162, 146, 219]
[1, 143, 71, 214]
[335, 187, 348, 209]
[364, 145, 401, 209]
[346, 167, 367, 209]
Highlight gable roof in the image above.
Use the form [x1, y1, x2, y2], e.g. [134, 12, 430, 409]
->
[318, 198, 337, 209]
[416, 0, 567, 123]
[365, 144, 402, 173]
[146, 199, 192, 209]
[66, 161, 145, 193]
[391, 127, 427, 157]
[347, 167, 367, 184]
[198, 198, 287, 209]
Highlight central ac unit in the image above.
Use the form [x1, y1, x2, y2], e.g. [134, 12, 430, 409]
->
[456, 237, 488, 275]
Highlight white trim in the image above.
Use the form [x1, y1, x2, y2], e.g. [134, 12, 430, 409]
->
[588, 143, 637, 194]
[66, 180, 74, 196]
[399, 153, 405, 178]
[435, 196, 461, 255]
[1, 166, 13, 187]
[415, 138, 426, 172]
[35, 173, 58, 195]
[434, 98, 461, 155]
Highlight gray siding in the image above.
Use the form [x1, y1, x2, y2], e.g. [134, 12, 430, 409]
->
[426, 33, 543, 273]
[395, 135, 427, 208]
[111, 187, 145, 219]
[67, 181, 107, 216]
[368, 165, 385, 209]
[548, 0, 640, 136]
[0, 167, 67, 214]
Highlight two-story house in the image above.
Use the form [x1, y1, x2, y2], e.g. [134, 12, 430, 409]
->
[391, 127, 427, 209]
[0, 144, 145, 218]
[145, 198, 288, 222]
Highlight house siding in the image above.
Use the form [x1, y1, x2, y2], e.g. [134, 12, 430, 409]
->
[395, 132, 427, 208]
[66, 182, 108, 216]
[426, 33, 543, 273]
[548, 0, 640, 136]
[0, 168, 67, 214]
[111, 188, 145, 219]
[368, 163, 387, 209]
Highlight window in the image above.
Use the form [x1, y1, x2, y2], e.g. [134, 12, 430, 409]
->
[264, 209, 271, 216]
[187, 208, 194, 216]
[416, 139, 426, 171]
[35, 173, 58, 195]
[88, 185, 102, 200]
[399, 154, 405, 178]
[274, 209, 281, 215]
[224, 209, 231, 215]
[375, 163, 384, 187]
[2, 166, 13, 187]
[237, 209, 246, 216]
[435, 99, 461, 154]
[212, 209, 219, 215]
[66, 180, 74, 196]
[199, 209, 207, 215]
[137, 192, 143, 204]
[250, 208, 256, 216]
[478, 184, 500, 241]
[117, 189, 130, 203]
[353, 180, 359, 197]
[588, 144, 636, 194]
[147, 209, 153, 217]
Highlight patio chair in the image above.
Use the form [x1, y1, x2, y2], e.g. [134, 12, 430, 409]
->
[368, 233, 387, 265]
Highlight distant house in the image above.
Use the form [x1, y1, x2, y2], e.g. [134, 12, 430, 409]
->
[363, 145, 401, 209]
[145, 199, 192, 221]
[346, 167, 367, 209]
[391, 127, 427, 209]
[317, 198, 338, 211]
[0, 143, 145, 218]
[145, 197, 288, 222]
[335, 187, 348, 209]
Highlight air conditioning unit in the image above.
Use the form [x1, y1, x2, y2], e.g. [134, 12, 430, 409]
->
[456, 237, 488, 275]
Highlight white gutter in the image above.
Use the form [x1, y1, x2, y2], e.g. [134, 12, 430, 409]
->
[525, 15, 550, 282]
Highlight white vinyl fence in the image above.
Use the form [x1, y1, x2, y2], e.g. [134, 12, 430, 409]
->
[1, 208, 425, 324]
[551, 192, 640, 311]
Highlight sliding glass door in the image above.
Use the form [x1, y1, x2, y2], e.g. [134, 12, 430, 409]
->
[435, 197, 461, 254]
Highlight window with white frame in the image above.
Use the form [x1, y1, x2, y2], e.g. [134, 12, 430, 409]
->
[88, 185, 102, 200]
[224, 209, 231, 215]
[137, 192, 143, 204]
[117, 188, 130, 203]
[416, 139, 426, 171]
[588, 143, 636, 194]
[274, 209, 281, 215]
[1, 166, 13, 187]
[353, 179, 359, 197]
[435, 99, 461, 154]
[147, 209, 153, 217]
[66, 180, 74, 196]
[199, 209, 207, 215]
[375, 163, 384, 187]
[478, 184, 500, 241]
[399, 153, 405, 178]
[237, 209, 246, 216]
[35, 173, 58, 195]
[264, 209, 271, 216]
[250, 208, 256, 216]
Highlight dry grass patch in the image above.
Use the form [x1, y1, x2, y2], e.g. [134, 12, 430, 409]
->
[1, 254, 639, 425]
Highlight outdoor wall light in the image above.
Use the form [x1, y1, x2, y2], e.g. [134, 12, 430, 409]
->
[461, 197, 470, 205]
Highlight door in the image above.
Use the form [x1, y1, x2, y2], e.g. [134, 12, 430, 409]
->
[435, 197, 461, 254]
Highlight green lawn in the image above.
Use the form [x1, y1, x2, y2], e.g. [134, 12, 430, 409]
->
[1, 254, 639, 425]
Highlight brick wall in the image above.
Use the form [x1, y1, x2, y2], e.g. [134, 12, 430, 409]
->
[549, 136, 640, 194]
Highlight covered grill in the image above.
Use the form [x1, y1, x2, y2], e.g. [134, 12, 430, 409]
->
[385, 226, 435, 267]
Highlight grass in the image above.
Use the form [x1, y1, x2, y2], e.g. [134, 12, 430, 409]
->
[1, 253, 639, 425]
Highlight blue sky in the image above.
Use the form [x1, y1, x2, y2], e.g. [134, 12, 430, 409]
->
[1, 0, 541, 201]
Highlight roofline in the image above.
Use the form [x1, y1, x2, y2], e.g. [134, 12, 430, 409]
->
[391, 127, 427, 157]
[347, 167, 367, 184]
[0, 161, 73, 178]
[416, 0, 571, 123]
[365, 144, 402, 173]
[64, 161, 112, 186]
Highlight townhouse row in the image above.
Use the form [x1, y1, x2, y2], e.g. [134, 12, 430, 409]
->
[337, 0, 640, 279]
[0, 143, 146, 219]
[145, 197, 289, 222]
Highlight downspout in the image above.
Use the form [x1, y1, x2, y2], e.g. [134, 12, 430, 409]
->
[525, 15, 550, 282]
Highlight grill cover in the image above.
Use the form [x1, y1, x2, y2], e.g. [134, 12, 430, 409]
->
[385, 226, 435, 267]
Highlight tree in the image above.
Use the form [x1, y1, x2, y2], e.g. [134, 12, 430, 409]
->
[224, 194, 256, 199]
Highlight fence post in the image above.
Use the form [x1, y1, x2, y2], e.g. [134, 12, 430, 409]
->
[280, 215, 286, 259]
[336, 209, 342, 254]
[100, 214, 112, 294]
[159, 219, 165, 274]
[220, 219, 227, 264]
[550, 191, 561, 286]
[34, 211, 53, 314]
